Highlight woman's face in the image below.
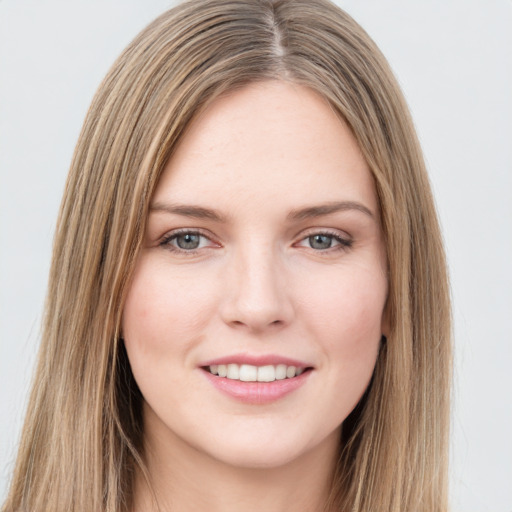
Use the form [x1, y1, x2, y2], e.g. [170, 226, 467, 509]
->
[122, 81, 388, 470]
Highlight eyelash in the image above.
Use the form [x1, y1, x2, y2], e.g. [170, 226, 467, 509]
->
[295, 230, 353, 253]
[160, 229, 216, 254]
[159, 229, 353, 254]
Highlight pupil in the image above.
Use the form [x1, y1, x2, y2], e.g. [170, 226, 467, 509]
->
[310, 234, 332, 249]
[177, 233, 200, 249]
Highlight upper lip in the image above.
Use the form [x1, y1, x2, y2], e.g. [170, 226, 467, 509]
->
[199, 353, 313, 369]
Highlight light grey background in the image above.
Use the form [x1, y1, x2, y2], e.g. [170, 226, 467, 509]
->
[1, 1, 511, 510]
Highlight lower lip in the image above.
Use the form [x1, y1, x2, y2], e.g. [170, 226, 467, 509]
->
[201, 369, 312, 405]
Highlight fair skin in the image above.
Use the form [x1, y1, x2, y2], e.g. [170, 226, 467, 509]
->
[123, 80, 389, 512]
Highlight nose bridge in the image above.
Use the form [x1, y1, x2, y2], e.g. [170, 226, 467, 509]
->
[221, 238, 293, 331]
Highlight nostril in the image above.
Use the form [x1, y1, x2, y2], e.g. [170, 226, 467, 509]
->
[229, 318, 284, 330]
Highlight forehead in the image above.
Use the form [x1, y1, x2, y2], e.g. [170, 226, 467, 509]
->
[153, 80, 377, 215]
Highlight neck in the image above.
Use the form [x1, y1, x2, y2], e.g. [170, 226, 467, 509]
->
[131, 409, 340, 512]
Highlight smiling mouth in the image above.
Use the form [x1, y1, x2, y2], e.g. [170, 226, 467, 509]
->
[203, 363, 311, 382]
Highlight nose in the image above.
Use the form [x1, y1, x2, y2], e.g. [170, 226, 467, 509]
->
[219, 244, 294, 333]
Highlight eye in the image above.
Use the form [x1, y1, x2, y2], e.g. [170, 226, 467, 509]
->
[160, 230, 217, 253]
[296, 231, 352, 251]
[308, 234, 336, 250]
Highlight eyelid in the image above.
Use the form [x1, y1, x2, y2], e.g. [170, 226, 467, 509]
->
[293, 228, 353, 250]
[159, 228, 221, 253]
[295, 226, 352, 240]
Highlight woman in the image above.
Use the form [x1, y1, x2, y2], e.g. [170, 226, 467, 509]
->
[2, 1, 451, 511]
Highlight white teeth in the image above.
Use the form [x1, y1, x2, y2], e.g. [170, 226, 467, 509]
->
[286, 366, 296, 379]
[227, 364, 239, 379]
[257, 365, 275, 382]
[275, 364, 287, 380]
[208, 363, 306, 381]
[239, 364, 258, 382]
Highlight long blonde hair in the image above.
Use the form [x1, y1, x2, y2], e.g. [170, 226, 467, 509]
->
[2, 1, 451, 511]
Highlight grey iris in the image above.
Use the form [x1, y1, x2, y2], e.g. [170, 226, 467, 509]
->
[177, 233, 201, 250]
[309, 234, 332, 250]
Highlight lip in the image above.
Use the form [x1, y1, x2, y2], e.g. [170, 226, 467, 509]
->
[200, 353, 312, 368]
[198, 353, 314, 405]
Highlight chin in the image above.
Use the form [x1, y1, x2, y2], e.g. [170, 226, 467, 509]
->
[193, 423, 341, 471]
[208, 442, 310, 470]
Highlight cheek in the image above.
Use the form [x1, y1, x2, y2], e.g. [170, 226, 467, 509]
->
[121, 260, 220, 408]
[122, 259, 218, 357]
[297, 263, 386, 384]
[302, 263, 386, 338]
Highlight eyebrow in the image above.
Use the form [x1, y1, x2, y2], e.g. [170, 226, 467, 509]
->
[287, 201, 374, 221]
[150, 202, 227, 222]
[149, 200, 374, 223]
